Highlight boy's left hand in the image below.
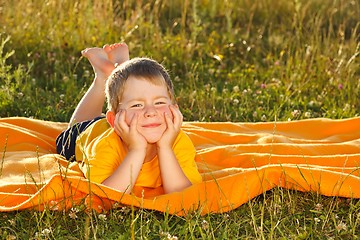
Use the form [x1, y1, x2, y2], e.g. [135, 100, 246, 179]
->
[157, 104, 183, 149]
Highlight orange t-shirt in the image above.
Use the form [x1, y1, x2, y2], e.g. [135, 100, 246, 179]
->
[75, 118, 202, 197]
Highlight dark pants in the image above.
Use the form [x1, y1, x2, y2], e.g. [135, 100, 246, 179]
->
[56, 116, 105, 161]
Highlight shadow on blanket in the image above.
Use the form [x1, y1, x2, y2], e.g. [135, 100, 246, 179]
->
[0, 117, 359, 216]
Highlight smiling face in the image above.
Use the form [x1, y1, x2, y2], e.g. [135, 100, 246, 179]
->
[119, 76, 173, 143]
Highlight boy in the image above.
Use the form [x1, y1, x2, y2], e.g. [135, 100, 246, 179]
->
[56, 43, 202, 197]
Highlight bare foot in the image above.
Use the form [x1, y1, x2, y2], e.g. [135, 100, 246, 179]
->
[103, 43, 129, 67]
[81, 47, 115, 82]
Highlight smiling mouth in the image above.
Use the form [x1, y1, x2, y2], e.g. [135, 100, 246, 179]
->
[142, 123, 162, 128]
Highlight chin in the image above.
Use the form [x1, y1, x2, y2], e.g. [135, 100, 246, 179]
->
[142, 131, 164, 143]
[145, 136, 162, 144]
[140, 126, 166, 144]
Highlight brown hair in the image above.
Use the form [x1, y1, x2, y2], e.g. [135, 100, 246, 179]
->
[105, 57, 175, 112]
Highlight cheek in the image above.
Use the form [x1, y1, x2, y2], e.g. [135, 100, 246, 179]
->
[158, 106, 173, 119]
[125, 110, 136, 125]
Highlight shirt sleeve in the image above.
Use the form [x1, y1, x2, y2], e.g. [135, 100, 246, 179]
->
[173, 130, 202, 184]
[75, 120, 125, 184]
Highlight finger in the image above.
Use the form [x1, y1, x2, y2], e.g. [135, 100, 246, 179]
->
[129, 112, 139, 134]
[114, 111, 126, 136]
[171, 104, 182, 117]
[170, 105, 183, 128]
[119, 110, 129, 128]
[113, 111, 122, 135]
[164, 111, 174, 129]
[116, 110, 129, 134]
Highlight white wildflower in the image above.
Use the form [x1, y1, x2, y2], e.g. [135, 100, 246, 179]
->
[42, 228, 51, 236]
[291, 109, 301, 118]
[314, 203, 323, 211]
[201, 219, 209, 230]
[336, 221, 347, 232]
[98, 214, 107, 221]
[233, 85, 240, 93]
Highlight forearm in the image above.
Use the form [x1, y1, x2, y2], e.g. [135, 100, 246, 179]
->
[69, 80, 106, 125]
[101, 150, 145, 193]
[158, 147, 192, 193]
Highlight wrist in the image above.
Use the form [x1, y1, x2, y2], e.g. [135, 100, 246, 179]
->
[127, 147, 146, 158]
[156, 144, 173, 153]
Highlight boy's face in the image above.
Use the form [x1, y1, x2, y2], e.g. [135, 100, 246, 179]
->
[118, 76, 173, 143]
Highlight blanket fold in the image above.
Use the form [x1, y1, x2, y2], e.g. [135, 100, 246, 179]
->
[0, 117, 359, 215]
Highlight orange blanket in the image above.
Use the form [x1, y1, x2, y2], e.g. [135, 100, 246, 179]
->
[0, 117, 359, 215]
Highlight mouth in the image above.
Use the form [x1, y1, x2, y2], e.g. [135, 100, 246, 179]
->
[141, 123, 162, 128]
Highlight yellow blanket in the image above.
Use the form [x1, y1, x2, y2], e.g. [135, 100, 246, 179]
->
[1, 117, 359, 215]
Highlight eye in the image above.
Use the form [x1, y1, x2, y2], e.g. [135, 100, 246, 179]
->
[131, 103, 143, 108]
[155, 101, 167, 105]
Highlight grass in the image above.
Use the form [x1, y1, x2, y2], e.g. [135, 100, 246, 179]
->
[1, 191, 359, 239]
[0, 0, 359, 238]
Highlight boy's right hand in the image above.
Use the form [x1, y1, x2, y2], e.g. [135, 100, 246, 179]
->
[113, 110, 147, 151]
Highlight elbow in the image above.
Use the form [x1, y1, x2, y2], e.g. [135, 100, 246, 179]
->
[164, 181, 192, 194]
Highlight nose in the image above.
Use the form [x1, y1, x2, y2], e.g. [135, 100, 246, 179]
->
[143, 105, 157, 118]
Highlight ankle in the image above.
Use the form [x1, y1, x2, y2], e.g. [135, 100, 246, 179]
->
[93, 76, 107, 88]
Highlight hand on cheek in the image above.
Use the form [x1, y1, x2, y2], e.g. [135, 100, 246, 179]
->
[166, 105, 175, 122]
[170, 104, 183, 129]
[157, 104, 183, 148]
[115, 110, 147, 151]
[113, 110, 127, 137]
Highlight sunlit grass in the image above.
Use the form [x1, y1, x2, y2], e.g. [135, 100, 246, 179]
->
[1, 0, 359, 122]
[0, 189, 358, 239]
[0, 0, 359, 238]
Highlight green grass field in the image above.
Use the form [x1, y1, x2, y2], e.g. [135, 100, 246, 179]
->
[0, 0, 359, 238]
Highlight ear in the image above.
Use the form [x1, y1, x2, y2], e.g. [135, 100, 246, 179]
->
[106, 110, 116, 128]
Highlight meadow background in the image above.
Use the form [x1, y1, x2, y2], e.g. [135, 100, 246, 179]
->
[0, 0, 359, 239]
